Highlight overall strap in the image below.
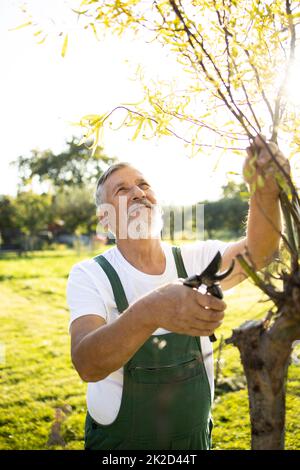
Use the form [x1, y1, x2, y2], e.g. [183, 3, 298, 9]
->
[94, 255, 129, 314]
[172, 245, 203, 354]
[172, 246, 188, 278]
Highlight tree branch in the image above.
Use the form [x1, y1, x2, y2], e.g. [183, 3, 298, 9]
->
[168, 0, 257, 139]
[271, 0, 297, 143]
[100, 105, 245, 151]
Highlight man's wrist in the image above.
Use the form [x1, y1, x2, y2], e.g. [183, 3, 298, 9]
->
[251, 188, 280, 203]
[128, 292, 161, 332]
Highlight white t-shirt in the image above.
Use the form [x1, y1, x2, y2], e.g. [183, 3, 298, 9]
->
[66, 240, 234, 425]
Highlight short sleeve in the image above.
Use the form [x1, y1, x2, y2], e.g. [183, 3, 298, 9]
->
[66, 263, 108, 333]
[198, 239, 236, 270]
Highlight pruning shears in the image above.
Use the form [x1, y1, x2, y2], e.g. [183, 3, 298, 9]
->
[183, 251, 235, 343]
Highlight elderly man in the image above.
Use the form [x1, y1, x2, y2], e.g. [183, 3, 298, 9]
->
[67, 136, 288, 450]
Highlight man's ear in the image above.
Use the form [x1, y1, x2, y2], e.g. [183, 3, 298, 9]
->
[97, 207, 109, 231]
[101, 214, 110, 232]
[98, 211, 104, 225]
[97, 202, 117, 234]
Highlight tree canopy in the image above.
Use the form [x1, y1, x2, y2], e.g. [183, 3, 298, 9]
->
[14, 137, 115, 190]
[18, 1, 300, 161]
[64, 1, 300, 164]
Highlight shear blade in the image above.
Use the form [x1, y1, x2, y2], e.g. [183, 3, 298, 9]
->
[201, 251, 235, 282]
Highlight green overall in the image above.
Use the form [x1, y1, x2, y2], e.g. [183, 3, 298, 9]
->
[84, 246, 213, 450]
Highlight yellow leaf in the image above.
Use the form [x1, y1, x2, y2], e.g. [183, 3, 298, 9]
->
[132, 119, 144, 141]
[71, 8, 89, 15]
[9, 21, 32, 32]
[90, 23, 98, 40]
[147, 119, 154, 131]
[122, 99, 145, 106]
[81, 114, 102, 121]
[37, 36, 47, 45]
[81, 114, 103, 126]
[61, 34, 68, 58]
[257, 174, 265, 188]
[232, 46, 238, 58]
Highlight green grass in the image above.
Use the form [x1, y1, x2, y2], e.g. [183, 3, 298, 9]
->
[0, 247, 299, 450]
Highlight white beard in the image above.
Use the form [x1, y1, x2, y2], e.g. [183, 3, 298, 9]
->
[127, 205, 163, 240]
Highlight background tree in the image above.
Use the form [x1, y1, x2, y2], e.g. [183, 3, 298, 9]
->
[222, 181, 248, 199]
[204, 197, 248, 239]
[161, 182, 248, 241]
[14, 191, 53, 249]
[52, 186, 98, 234]
[0, 196, 20, 247]
[15, 191, 52, 235]
[10, 137, 115, 243]
[202, 180, 248, 238]
[0, 188, 100, 248]
[14, 136, 115, 190]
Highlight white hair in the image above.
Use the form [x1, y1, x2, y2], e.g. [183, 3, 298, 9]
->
[95, 162, 135, 209]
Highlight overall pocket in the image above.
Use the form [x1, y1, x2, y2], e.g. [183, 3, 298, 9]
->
[130, 364, 211, 440]
[129, 356, 203, 384]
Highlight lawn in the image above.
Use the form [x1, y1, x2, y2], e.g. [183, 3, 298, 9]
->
[0, 247, 299, 450]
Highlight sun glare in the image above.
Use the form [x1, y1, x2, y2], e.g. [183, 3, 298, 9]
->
[285, 62, 300, 106]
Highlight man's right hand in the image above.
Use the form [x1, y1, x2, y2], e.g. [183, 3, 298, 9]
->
[146, 279, 226, 337]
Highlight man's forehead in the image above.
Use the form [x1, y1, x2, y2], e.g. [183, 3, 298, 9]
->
[109, 167, 147, 187]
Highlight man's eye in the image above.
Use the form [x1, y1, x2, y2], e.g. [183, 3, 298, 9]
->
[117, 187, 127, 193]
[140, 183, 150, 189]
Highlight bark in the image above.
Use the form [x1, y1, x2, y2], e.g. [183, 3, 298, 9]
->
[226, 310, 300, 450]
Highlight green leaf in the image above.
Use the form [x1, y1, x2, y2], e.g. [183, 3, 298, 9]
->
[236, 254, 265, 288]
[279, 191, 298, 254]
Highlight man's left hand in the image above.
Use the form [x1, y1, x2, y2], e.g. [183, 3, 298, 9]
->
[243, 135, 291, 198]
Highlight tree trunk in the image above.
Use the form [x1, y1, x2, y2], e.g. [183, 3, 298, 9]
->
[246, 364, 288, 449]
[226, 317, 296, 449]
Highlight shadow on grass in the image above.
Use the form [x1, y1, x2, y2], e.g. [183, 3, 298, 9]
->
[215, 376, 246, 397]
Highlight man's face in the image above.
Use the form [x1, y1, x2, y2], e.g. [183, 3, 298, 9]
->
[99, 167, 163, 239]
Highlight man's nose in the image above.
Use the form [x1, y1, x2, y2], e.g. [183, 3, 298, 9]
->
[131, 185, 146, 200]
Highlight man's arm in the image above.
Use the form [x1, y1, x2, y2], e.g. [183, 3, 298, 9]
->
[70, 296, 158, 383]
[219, 136, 288, 291]
[220, 192, 281, 291]
[70, 281, 226, 382]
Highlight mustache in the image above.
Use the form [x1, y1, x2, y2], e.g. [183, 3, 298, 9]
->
[128, 200, 154, 215]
